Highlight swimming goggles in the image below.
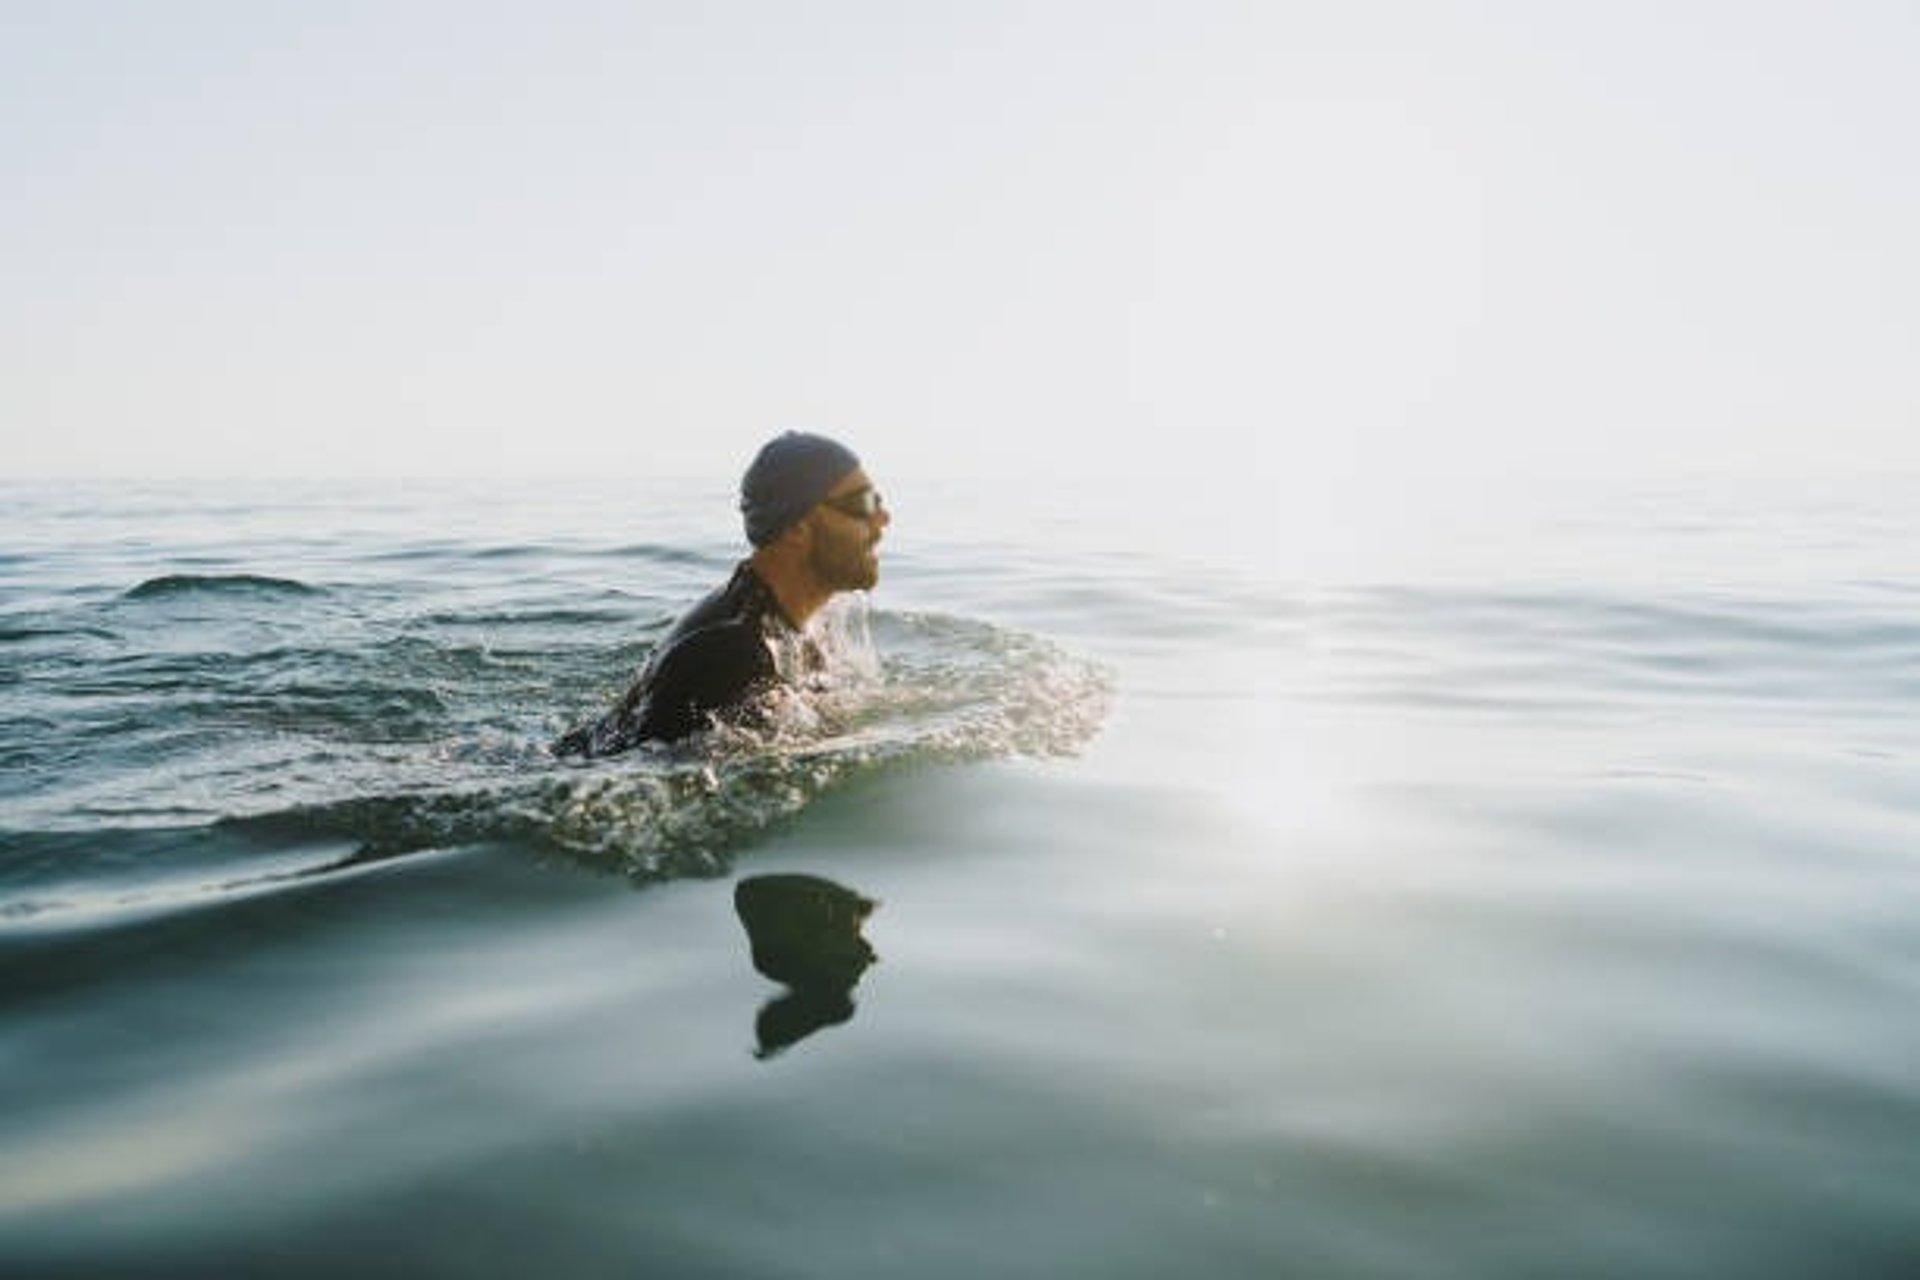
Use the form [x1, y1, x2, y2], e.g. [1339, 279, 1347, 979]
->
[819, 487, 886, 519]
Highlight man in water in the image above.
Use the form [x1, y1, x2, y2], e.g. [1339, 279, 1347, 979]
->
[552, 431, 889, 756]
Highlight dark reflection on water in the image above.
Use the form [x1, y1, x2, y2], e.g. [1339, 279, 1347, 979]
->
[733, 873, 877, 1058]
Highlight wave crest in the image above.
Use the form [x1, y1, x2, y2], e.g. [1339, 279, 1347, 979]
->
[122, 573, 323, 600]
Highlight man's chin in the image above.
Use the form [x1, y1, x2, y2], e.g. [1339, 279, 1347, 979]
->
[825, 561, 878, 593]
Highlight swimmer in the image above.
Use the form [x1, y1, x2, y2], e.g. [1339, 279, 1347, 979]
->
[552, 431, 890, 756]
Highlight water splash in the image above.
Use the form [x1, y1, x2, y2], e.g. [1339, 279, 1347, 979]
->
[522, 605, 1110, 879]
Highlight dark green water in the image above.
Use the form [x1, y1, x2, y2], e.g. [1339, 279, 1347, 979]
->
[5, 477, 1920, 1276]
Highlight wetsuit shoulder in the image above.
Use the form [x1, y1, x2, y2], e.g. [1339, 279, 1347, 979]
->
[627, 614, 777, 743]
[657, 562, 770, 647]
[552, 562, 782, 755]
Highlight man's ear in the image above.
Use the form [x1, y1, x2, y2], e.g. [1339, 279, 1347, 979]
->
[781, 512, 817, 551]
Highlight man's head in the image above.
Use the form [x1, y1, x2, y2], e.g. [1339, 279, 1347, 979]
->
[741, 431, 889, 603]
[741, 431, 862, 548]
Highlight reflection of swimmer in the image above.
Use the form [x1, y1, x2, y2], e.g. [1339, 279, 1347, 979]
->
[734, 873, 877, 1059]
[552, 432, 891, 756]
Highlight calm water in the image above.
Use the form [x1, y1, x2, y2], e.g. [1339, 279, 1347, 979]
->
[5, 473, 1920, 1277]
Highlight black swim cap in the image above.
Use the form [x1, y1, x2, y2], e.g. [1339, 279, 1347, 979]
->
[740, 431, 861, 547]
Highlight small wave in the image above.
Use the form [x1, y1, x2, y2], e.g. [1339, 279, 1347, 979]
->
[122, 573, 324, 600]
[0, 828, 385, 930]
[0, 624, 120, 644]
[601, 543, 726, 567]
[469, 544, 566, 562]
[212, 775, 736, 881]
[417, 607, 647, 628]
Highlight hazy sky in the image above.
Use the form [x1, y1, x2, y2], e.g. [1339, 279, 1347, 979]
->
[4, 1, 1915, 484]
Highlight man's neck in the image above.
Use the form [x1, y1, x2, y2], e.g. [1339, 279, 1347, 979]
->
[747, 546, 830, 629]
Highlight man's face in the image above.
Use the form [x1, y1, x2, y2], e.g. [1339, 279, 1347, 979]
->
[806, 467, 889, 592]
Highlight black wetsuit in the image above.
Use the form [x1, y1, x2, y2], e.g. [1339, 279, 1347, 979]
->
[553, 561, 794, 756]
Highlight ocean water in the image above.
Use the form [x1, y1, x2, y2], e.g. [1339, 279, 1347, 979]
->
[4, 472, 1920, 1276]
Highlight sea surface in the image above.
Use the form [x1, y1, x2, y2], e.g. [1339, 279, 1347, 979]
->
[4, 472, 1920, 1277]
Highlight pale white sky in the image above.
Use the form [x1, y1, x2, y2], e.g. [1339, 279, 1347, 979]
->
[3, 1, 1915, 485]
